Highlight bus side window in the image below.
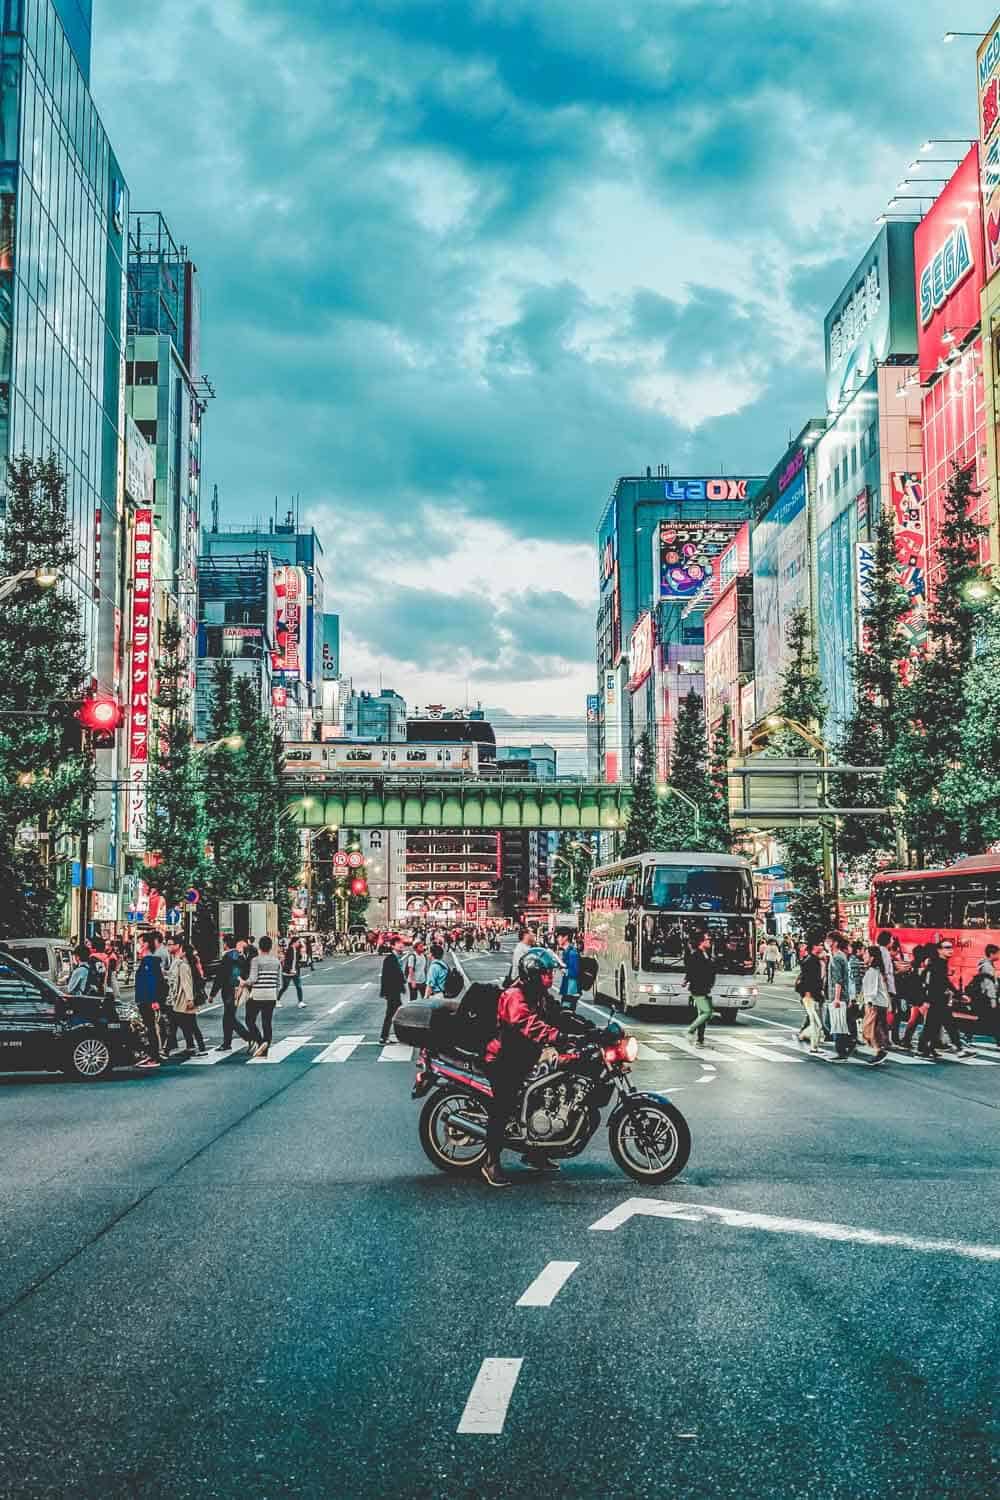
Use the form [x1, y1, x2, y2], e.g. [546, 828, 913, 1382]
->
[986, 878, 1000, 932]
[955, 885, 987, 929]
[922, 886, 955, 931]
[875, 889, 894, 929]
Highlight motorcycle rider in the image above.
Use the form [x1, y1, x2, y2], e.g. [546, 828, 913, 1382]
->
[481, 947, 593, 1189]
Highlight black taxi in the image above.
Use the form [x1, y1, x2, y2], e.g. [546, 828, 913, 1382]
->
[0, 949, 144, 1080]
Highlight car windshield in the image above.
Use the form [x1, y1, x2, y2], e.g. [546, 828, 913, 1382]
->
[643, 864, 754, 914]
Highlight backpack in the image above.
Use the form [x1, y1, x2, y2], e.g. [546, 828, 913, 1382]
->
[578, 954, 598, 994]
[85, 955, 106, 996]
[443, 965, 464, 1000]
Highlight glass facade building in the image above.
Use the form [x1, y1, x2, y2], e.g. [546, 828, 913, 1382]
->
[2, 0, 128, 691]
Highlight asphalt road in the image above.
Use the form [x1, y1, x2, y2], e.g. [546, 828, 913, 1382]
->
[2, 950, 999, 1500]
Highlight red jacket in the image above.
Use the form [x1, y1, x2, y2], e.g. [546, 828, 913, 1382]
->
[484, 984, 562, 1066]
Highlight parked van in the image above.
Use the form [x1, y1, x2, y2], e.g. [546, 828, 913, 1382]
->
[1, 938, 74, 988]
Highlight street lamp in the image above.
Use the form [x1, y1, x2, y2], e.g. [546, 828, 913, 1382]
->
[943, 32, 985, 42]
[960, 577, 1000, 607]
[656, 781, 702, 837]
[196, 733, 244, 754]
[0, 565, 59, 605]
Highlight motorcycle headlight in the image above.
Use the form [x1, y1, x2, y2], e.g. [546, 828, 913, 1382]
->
[623, 1035, 639, 1063]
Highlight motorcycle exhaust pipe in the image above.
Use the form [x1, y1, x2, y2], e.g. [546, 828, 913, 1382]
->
[451, 1112, 488, 1140]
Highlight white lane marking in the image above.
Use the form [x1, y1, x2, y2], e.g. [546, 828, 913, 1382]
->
[935, 1050, 1000, 1067]
[651, 1035, 730, 1062]
[326, 1000, 352, 1017]
[516, 1261, 578, 1308]
[457, 1359, 524, 1434]
[312, 1034, 364, 1063]
[764, 1037, 932, 1066]
[589, 1197, 1000, 1262]
[248, 1036, 313, 1064]
[743, 1014, 797, 1030]
[325, 980, 374, 989]
[183, 1043, 250, 1065]
[379, 1042, 414, 1062]
[708, 1035, 797, 1063]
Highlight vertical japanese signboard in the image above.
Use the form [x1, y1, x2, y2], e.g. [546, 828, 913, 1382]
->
[978, 23, 1000, 281]
[890, 473, 928, 682]
[272, 566, 306, 678]
[127, 508, 153, 853]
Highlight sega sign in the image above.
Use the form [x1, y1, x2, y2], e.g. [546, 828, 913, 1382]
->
[914, 146, 985, 383]
[919, 223, 974, 327]
[664, 478, 749, 501]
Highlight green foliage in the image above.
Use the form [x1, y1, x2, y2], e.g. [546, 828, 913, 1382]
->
[766, 608, 826, 758]
[145, 613, 209, 908]
[270, 728, 303, 928]
[887, 463, 989, 864]
[782, 825, 830, 939]
[702, 705, 734, 854]
[832, 509, 910, 865]
[941, 607, 1000, 852]
[551, 832, 592, 909]
[622, 729, 660, 857]
[202, 661, 256, 896]
[0, 455, 95, 936]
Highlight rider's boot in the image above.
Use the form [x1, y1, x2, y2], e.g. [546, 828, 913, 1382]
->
[481, 1156, 511, 1188]
[523, 1152, 561, 1172]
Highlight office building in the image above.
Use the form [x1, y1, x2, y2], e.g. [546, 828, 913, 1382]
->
[343, 688, 407, 742]
[194, 551, 275, 740]
[495, 744, 557, 780]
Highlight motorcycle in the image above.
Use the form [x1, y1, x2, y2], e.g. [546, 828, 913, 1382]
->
[404, 1011, 691, 1185]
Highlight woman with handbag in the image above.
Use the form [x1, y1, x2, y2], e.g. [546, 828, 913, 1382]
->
[166, 938, 207, 1058]
[860, 945, 890, 1066]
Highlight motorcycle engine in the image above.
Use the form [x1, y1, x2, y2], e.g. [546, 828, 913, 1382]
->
[527, 1077, 592, 1140]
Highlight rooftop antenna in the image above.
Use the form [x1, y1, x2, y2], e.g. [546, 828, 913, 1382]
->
[211, 483, 219, 533]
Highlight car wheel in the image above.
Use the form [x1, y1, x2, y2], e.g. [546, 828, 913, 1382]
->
[64, 1032, 113, 1081]
[719, 1008, 738, 1025]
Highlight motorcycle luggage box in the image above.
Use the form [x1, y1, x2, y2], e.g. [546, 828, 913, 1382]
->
[392, 1000, 459, 1048]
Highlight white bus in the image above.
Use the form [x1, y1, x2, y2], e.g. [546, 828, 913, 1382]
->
[583, 851, 759, 1020]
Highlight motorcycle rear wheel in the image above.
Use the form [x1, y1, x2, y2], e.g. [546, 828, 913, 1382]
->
[609, 1099, 690, 1184]
[418, 1088, 489, 1174]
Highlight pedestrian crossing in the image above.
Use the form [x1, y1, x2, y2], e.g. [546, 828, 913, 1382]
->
[172, 1029, 1000, 1070]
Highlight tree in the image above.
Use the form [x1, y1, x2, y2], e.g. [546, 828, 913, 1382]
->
[702, 705, 734, 855]
[202, 660, 256, 897]
[269, 728, 303, 929]
[658, 689, 714, 851]
[551, 832, 592, 910]
[622, 729, 659, 857]
[145, 612, 209, 910]
[887, 462, 989, 864]
[768, 609, 830, 933]
[941, 606, 1000, 852]
[0, 455, 95, 936]
[832, 509, 910, 865]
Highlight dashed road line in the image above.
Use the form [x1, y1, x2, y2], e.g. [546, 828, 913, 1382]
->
[247, 1036, 313, 1064]
[515, 1261, 578, 1307]
[457, 1358, 524, 1433]
[312, 1035, 365, 1063]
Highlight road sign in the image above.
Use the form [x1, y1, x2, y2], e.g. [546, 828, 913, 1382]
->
[333, 852, 349, 868]
[166, 907, 181, 926]
[348, 852, 364, 869]
[185, 888, 200, 905]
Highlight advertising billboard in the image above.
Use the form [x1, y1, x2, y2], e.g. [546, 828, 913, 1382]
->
[125, 415, 154, 507]
[272, 565, 306, 677]
[627, 611, 655, 692]
[658, 520, 742, 601]
[891, 472, 928, 682]
[824, 224, 918, 412]
[128, 508, 153, 764]
[915, 146, 985, 383]
[817, 508, 855, 730]
[704, 610, 738, 735]
[718, 521, 750, 590]
[979, 23, 1000, 281]
[597, 499, 622, 664]
[750, 468, 809, 717]
[321, 613, 340, 681]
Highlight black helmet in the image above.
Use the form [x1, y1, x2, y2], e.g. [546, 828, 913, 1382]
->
[517, 946, 558, 990]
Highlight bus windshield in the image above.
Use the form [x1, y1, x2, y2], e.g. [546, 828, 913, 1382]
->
[643, 864, 755, 915]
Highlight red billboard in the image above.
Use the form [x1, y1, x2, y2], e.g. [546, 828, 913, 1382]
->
[627, 611, 655, 692]
[915, 146, 985, 385]
[128, 508, 153, 764]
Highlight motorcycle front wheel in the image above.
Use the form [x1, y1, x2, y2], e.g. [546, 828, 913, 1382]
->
[609, 1099, 690, 1184]
[418, 1088, 489, 1174]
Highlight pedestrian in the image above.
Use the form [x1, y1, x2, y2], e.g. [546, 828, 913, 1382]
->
[763, 936, 780, 985]
[796, 937, 826, 1054]
[861, 945, 891, 1066]
[67, 944, 92, 998]
[243, 935, 282, 1059]
[242, 934, 258, 979]
[557, 931, 581, 1012]
[970, 943, 1000, 1047]
[379, 936, 408, 1044]
[897, 943, 931, 1051]
[304, 934, 314, 970]
[279, 937, 306, 1008]
[919, 939, 972, 1059]
[827, 934, 856, 1061]
[166, 938, 207, 1057]
[684, 930, 716, 1047]
[134, 933, 168, 1067]
[781, 935, 794, 972]
[425, 941, 450, 999]
[209, 936, 254, 1052]
[406, 941, 428, 1000]
[510, 926, 538, 983]
[847, 941, 865, 1005]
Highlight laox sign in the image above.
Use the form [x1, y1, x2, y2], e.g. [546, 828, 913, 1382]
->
[664, 478, 748, 501]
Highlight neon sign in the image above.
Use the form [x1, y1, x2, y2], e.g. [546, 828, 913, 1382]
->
[919, 222, 974, 326]
[663, 478, 749, 501]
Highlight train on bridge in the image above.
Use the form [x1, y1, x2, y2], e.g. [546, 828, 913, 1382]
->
[283, 742, 482, 776]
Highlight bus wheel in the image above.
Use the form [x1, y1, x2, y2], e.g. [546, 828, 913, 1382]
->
[617, 969, 630, 1015]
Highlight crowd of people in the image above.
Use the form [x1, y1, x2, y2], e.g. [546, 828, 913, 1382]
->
[790, 929, 999, 1064]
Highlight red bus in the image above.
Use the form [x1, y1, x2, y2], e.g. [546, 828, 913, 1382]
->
[870, 854, 1000, 997]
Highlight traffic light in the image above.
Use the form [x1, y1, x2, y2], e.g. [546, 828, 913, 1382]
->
[77, 694, 124, 749]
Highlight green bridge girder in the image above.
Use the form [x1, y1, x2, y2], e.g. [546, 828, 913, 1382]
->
[283, 778, 633, 832]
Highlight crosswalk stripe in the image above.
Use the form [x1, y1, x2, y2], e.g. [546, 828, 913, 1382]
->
[379, 1042, 414, 1062]
[313, 1034, 365, 1063]
[182, 1043, 250, 1065]
[704, 1035, 798, 1063]
[934, 1050, 1000, 1067]
[645, 1036, 730, 1062]
[247, 1036, 313, 1064]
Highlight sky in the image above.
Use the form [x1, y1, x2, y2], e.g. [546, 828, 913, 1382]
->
[93, 0, 984, 733]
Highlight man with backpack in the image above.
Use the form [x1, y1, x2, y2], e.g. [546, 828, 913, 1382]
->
[210, 937, 255, 1052]
[134, 933, 169, 1067]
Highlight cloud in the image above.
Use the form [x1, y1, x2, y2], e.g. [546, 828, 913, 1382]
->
[91, 0, 977, 712]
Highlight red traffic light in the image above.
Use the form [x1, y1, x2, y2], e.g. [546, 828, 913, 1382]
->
[350, 878, 368, 896]
[78, 694, 124, 735]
